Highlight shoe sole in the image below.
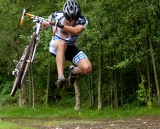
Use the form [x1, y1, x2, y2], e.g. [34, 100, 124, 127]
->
[56, 78, 66, 89]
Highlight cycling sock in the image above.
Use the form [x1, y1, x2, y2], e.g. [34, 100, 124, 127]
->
[71, 67, 76, 75]
[58, 74, 65, 80]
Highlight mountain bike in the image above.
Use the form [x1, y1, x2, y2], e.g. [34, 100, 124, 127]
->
[11, 9, 57, 96]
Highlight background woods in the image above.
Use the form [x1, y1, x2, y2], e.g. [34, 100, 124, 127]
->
[0, 0, 160, 109]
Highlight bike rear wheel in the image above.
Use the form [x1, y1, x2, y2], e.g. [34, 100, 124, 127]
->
[11, 33, 37, 96]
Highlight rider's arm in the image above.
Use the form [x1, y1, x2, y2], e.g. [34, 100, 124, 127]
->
[42, 12, 57, 29]
[42, 21, 51, 29]
[62, 25, 84, 35]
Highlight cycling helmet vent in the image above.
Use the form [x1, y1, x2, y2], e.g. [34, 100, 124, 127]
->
[63, 0, 81, 21]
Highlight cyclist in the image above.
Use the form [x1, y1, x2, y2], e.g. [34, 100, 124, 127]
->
[42, 0, 92, 89]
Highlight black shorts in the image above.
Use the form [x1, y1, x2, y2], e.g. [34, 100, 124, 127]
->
[51, 45, 80, 63]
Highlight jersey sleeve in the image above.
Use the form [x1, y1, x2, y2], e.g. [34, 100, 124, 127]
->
[48, 11, 63, 21]
[77, 15, 88, 28]
[48, 12, 56, 21]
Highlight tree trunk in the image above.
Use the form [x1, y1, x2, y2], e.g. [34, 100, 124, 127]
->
[113, 72, 118, 108]
[146, 37, 151, 103]
[29, 66, 32, 106]
[74, 76, 80, 110]
[46, 54, 51, 107]
[22, 84, 27, 105]
[19, 89, 22, 107]
[120, 69, 123, 107]
[89, 74, 94, 108]
[19, 84, 27, 107]
[30, 62, 35, 108]
[98, 43, 102, 110]
[136, 41, 142, 88]
[120, 52, 123, 107]
[110, 52, 114, 108]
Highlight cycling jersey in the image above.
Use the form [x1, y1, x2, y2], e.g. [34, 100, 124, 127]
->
[48, 11, 88, 46]
[48, 11, 88, 65]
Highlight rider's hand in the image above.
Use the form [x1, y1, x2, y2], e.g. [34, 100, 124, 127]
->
[48, 18, 64, 28]
[57, 21, 64, 28]
[48, 18, 56, 25]
[49, 18, 64, 29]
[32, 16, 39, 23]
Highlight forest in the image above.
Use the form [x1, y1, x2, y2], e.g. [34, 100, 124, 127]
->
[0, 0, 160, 110]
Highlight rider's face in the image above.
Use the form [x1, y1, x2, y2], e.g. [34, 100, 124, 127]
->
[69, 20, 77, 26]
[65, 19, 77, 27]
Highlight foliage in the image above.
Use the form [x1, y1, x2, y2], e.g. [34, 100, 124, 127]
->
[136, 76, 147, 103]
[136, 76, 152, 108]
[0, 0, 160, 109]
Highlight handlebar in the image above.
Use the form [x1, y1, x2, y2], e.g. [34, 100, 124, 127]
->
[20, 9, 47, 25]
[20, 9, 57, 35]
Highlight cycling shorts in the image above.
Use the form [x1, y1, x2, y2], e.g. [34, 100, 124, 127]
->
[49, 39, 88, 65]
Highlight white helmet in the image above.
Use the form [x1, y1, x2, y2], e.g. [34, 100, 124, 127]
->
[63, 0, 81, 21]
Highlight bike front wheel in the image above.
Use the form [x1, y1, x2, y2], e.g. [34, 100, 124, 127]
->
[10, 74, 20, 96]
[11, 33, 37, 96]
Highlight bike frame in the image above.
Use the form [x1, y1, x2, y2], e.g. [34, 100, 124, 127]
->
[11, 9, 57, 96]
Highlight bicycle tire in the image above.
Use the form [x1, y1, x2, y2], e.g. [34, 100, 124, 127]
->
[20, 33, 36, 86]
[11, 33, 37, 96]
[10, 47, 29, 96]
[10, 75, 19, 96]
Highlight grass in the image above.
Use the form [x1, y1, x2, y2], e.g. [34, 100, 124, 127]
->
[0, 105, 160, 128]
[0, 105, 160, 119]
[0, 121, 17, 129]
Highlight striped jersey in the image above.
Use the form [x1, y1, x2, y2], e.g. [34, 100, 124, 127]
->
[48, 11, 88, 46]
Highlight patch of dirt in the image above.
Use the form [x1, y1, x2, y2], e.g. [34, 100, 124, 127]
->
[3, 116, 160, 129]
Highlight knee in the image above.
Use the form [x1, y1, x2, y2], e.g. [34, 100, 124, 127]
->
[57, 40, 66, 50]
[83, 65, 92, 74]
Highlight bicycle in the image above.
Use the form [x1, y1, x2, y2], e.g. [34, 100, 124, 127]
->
[11, 9, 57, 96]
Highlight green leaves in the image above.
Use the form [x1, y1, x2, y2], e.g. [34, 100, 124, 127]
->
[0, 0, 160, 107]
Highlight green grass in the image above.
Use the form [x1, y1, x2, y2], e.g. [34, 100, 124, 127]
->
[0, 105, 160, 119]
[0, 105, 160, 128]
[0, 120, 36, 129]
[0, 121, 18, 129]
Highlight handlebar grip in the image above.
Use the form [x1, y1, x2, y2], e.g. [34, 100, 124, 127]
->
[20, 9, 26, 26]
[20, 16, 24, 26]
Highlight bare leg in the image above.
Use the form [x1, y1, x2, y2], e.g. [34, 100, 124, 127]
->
[55, 40, 67, 77]
[74, 58, 92, 74]
[69, 58, 92, 85]
[54, 40, 67, 89]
